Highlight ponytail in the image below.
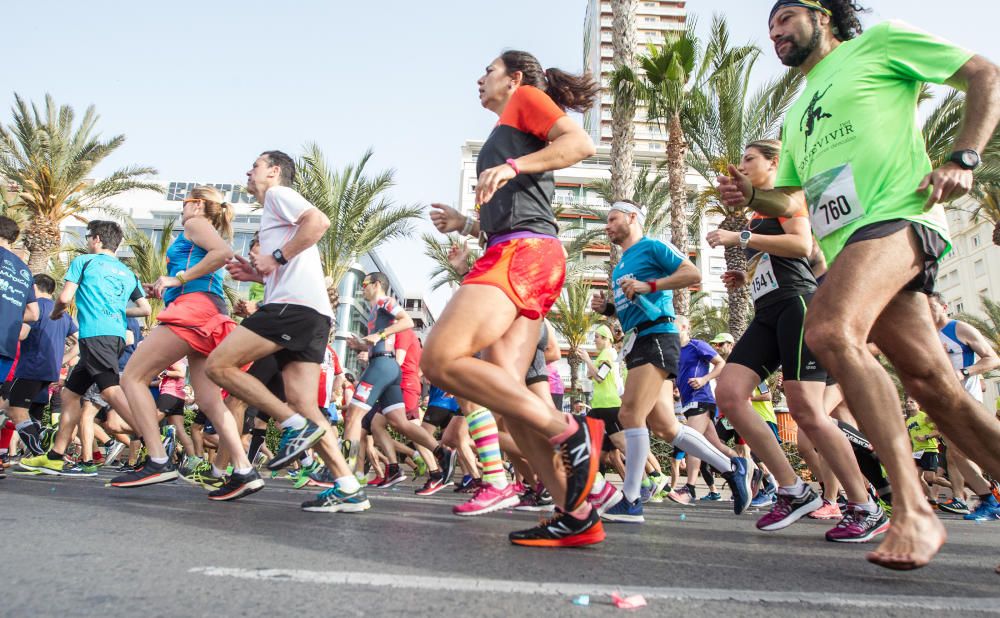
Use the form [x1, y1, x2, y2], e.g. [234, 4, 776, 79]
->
[187, 185, 235, 241]
[500, 50, 600, 113]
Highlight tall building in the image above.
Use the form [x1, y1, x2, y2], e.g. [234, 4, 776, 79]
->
[582, 0, 687, 148]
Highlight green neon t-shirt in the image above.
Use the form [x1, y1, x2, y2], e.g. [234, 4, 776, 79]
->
[775, 21, 973, 264]
[907, 410, 939, 453]
[590, 347, 622, 408]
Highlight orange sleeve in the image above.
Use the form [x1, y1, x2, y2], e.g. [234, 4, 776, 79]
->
[777, 206, 809, 225]
[499, 86, 565, 141]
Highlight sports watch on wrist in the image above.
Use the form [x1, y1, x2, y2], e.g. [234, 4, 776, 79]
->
[949, 149, 981, 170]
[272, 248, 288, 265]
[739, 231, 752, 249]
[961, 367, 971, 378]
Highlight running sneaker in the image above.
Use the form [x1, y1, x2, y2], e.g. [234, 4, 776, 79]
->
[301, 485, 372, 513]
[415, 476, 447, 496]
[700, 492, 722, 501]
[208, 469, 265, 501]
[825, 504, 890, 543]
[181, 463, 225, 490]
[15, 454, 64, 475]
[293, 461, 321, 489]
[750, 467, 763, 497]
[509, 507, 606, 547]
[556, 415, 603, 511]
[751, 490, 776, 507]
[722, 457, 753, 515]
[964, 495, 1000, 521]
[649, 489, 669, 503]
[515, 486, 556, 512]
[667, 486, 694, 505]
[434, 446, 458, 484]
[453, 483, 519, 516]
[58, 461, 99, 477]
[373, 465, 406, 488]
[756, 486, 823, 531]
[412, 454, 428, 478]
[80, 461, 100, 474]
[367, 473, 385, 487]
[650, 471, 670, 497]
[639, 482, 654, 503]
[453, 475, 477, 493]
[161, 426, 177, 462]
[110, 459, 177, 486]
[809, 499, 844, 520]
[179, 454, 204, 477]
[266, 421, 325, 471]
[306, 467, 336, 489]
[937, 498, 970, 515]
[589, 482, 624, 516]
[602, 496, 644, 523]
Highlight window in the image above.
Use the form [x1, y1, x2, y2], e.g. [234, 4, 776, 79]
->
[972, 234, 981, 247]
[648, 142, 663, 150]
[644, 16, 656, 22]
[709, 257, 726, 276]
[954, 299, 965, 313]
[974, 259, 986, 277]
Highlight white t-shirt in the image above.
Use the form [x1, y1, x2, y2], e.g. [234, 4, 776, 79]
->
[259, 186, 334, 318]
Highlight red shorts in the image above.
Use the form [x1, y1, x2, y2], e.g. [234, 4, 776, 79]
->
[157, 292, 236, 357]
[462, 237, 565, 320]
[404, 387, 421, 420]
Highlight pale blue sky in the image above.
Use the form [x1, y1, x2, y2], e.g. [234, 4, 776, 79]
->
[5, 1, 997, 306]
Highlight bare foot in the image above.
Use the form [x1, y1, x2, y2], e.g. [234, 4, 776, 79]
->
[866, 509, 946, 571]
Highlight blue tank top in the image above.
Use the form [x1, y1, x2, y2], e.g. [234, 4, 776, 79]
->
[163, 231, 225, 306]
[940, 320, 975, 369]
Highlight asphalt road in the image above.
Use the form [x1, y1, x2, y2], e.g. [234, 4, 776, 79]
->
[3, 470, 999, 617]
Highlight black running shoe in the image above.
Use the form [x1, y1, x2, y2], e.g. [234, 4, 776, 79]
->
[208, 469, 265, 501]
[434, 445, 457, 484]
[557, 415, 603, 511]
[454, 476, 478, 493]
[16, 422, 46, 456]
[110, 459, 178, 487]
[509, 507, 606, 547]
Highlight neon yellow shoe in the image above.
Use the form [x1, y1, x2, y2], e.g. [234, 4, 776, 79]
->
[16, 453, 64, 475]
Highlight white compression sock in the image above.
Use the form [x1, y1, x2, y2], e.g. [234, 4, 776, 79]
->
[623, 427, 650, 503]
[280, 414, 307, 430]
[671, 425, 731, 474]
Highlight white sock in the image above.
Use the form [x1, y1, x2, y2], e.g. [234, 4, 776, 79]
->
[337, 475, 361, 493]
[671, 425, 731, 474]
[591, 471, 607, 494]
[777, 478, 807, 496]
[150, 456, 168, 465]
[211, 464, 225, 477]
[301, 454, 315, 467]
[235, 466, 253, 475]
[623, 427, 650, 503]
[280, 414, 307, 430]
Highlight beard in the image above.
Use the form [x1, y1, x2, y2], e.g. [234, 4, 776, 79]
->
[776, 13, 821, 67]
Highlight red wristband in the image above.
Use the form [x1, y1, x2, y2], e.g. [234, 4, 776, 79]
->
[647, 279, 657, 293]
[505, 158, 520, 175]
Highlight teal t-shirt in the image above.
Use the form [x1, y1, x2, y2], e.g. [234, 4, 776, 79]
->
[65, 253, 144, 340]
[611, 237, 683, 336]
[775, 21, 973, 264]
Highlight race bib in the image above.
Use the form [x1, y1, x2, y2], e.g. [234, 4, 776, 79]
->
[748, 253, 779, 301]
[804, 164, 864, 238]
[720, 416, 734, 431]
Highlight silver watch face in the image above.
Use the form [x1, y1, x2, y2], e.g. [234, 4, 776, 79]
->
[961, 151, 978, 167]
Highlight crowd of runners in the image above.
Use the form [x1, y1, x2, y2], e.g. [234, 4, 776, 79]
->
[1, 0, 999, 573]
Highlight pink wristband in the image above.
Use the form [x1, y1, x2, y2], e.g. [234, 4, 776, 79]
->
[505, 158, 520, 175]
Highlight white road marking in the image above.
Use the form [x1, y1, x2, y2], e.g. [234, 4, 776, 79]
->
[190, 567, 1000, 611]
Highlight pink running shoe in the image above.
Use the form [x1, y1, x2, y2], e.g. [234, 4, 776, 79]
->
[825, 504, 891, 543]
[667, 486, 694, 505]
[808, 499, 844, 520]
[589, 482, 623, 516]
[453, 483, 520, 517]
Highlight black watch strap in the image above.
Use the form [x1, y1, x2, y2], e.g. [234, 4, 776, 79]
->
[272, 248, 288, 265]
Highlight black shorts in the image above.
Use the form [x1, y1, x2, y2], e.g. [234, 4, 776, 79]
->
[844, 219, 947, 295]
[588, 406, 623, 435]
[29, 401, 48, 422]
[625, 332, 680, 376]
[424, 405, 456, 429]
[361, 407, 379, 434]
[193, 410, 208, 426]
[682, 401, 716, 419]
[240, 303, 332, 365]
[727, 295, 827, 383]
[918, 451, 940, 472]
[715, 416, 739, 444]
[66, 336, 125, 395]
[352, 355, 404, 413]
[247, 354, 286, 401]
[157, 393, 185, 416]
[551, 393, 564, 411]
[3, 378, 51, 409]
[0, 380, 10, 400]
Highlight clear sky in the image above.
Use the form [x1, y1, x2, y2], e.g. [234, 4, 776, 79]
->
[4, 1, 997, 310]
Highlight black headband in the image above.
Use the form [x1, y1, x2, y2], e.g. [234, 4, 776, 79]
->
[769, 0, 832, 23]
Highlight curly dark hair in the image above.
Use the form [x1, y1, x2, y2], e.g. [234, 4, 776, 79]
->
[821, 0, 869, 41]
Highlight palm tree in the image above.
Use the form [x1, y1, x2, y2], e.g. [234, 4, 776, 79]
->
[295, 144, 423, 307]
[548, 277, 600, 398]
[609, 0, 638, 208]
[688, 291, 730, 340]
[121, 219, 175, 322]
[683, 17, 802, 336]
[421, 232, 481, 292]
[0, 94, 161, 273]
[589, 163, 672, 238]
[968, 184, 1000, 246]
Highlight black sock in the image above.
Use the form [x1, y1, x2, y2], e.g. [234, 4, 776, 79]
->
[247, 428, 267, 463]
[388, 462, 399, 475]
[47, 451, 64, 461]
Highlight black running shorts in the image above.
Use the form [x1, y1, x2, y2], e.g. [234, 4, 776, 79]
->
[423, 405, 456, 429]
[727, 295, 827, 383]
[917, 451, 940, 472]
[352, 355, 404, 414]
[588, 406, 623, 435]
[66, 336, 125, 395]
[240, 303, 332, 365]
[843, 219, 947, 295]
[247, 354, 286, 401]
[625, 332, 680, 376]
[3, 379, 51, 410]
[157, 393, 185, 416]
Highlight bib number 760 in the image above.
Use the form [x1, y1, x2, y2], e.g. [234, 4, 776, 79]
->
[804, 164, 864, 238]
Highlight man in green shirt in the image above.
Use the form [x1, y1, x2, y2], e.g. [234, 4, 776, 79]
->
[904, 397, 947, 503]
[718, 0, 1000, 571]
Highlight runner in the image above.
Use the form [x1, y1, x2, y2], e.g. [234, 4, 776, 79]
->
[0, 217, 39, 400]
[904, 397, 949, 503]
[110, 185, 261, 499]
[1, 274, 76, 457]
[424, 50, 606, 547]
[17, 220, 151, 476]
[594, 201, 752, 523]
[719, 1, 1000, 568]
[206, 150, 366, 513]
[710, 139, 886, 541]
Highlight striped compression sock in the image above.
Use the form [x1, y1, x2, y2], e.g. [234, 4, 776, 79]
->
[466, 408, 508, 489]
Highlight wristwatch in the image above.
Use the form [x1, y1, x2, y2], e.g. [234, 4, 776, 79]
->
[961, 367, 971, 378]
[272, 248, 288, 265]
[949, 149, 981, 170]
[739, 231, 752, 249]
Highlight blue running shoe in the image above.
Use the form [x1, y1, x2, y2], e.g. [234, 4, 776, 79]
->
[723, 457, 752, 515]
[700, 492, 722, 501]
[267, 421, 325, 471]
[639, 482, 654, 503]
[601, 496, 644, 523]
[964, 496, 1000, 521]
[751, 489, 776, 508]
[301, 485, 372, 513]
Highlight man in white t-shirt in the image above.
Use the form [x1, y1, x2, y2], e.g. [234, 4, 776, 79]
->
[207, 150, 369, 514]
